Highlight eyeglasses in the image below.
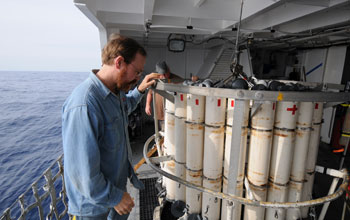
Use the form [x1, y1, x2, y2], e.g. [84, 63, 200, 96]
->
[128, 62, 143, 77]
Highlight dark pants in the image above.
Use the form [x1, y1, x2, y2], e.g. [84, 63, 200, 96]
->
[71, 209, 129, 220]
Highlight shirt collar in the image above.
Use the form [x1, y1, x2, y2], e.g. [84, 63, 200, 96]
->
[89, 72, 112, 99]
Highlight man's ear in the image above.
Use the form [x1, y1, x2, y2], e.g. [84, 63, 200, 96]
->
[115, 56, 124, 70]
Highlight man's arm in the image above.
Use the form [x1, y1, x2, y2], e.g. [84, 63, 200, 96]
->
[145, 89, 153, 116]
[125, 73, 160, 115]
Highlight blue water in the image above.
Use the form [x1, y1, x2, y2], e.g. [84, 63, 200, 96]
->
[0, 71, 89, 217]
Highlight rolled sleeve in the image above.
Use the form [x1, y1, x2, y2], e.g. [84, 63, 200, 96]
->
[124, 87, 144, 115]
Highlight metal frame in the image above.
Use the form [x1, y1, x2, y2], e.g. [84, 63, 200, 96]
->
[145, 82, 350, 212]
[144, 134, 349, 209]
[154, 83, 350, 102]
[226, 99, 247, 198]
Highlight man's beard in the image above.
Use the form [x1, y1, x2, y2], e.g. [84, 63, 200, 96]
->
[120, 79, 137, 92]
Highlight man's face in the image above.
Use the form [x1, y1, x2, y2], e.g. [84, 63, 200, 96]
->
[117, 53, 146, 92]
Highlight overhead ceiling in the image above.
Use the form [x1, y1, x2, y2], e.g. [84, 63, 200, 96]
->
[74, 0, 350, 49]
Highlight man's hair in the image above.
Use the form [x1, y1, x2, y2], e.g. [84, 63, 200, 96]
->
[155, 61, 169, 74]
[102, 34, 147, 65]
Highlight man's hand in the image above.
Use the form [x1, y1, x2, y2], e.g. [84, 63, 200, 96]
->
[145, 90, 153, 116]
[145, 104, 152, 115]
[191, 75, 199, 82]
[138, 73, 161, 93]
[114, 192, 135, 215]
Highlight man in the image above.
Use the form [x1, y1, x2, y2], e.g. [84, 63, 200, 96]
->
[62, 35, 160, 220]
[144, 61, 182, 130]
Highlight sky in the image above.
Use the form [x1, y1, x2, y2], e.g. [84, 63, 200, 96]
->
[0, 0, 101, 72]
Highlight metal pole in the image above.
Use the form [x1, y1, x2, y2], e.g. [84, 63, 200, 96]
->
[341, 191, 348, 220]
[152, 90, 162, 156]
[233, 0, 244, 63]
[318, 178, 340, 220]
[339, 136, 350, 170]
[226, 99, 246, 220]
[222, 98, 249, 220]
[216, 0, 245, 88]
[227, 99, 246, 194]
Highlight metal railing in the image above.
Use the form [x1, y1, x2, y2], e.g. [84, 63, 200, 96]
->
[144, 134, 349, 209]
[1, 154, 68, 220]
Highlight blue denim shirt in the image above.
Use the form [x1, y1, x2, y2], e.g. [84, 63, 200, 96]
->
[62, 73, 145, 217]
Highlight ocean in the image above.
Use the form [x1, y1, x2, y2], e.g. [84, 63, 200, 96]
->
[0, 71, 89, 218]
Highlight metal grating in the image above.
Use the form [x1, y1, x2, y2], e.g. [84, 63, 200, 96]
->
[210, 48, 234, 81]
[139, 178, 159, 220]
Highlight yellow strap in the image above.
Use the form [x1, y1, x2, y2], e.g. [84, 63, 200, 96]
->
[277, 92, 283, 101]
[134, 145, 157, 171]
[72, 216, 76, 220]
[342, 133, 350, 137]
[341, 103, 350, 107]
